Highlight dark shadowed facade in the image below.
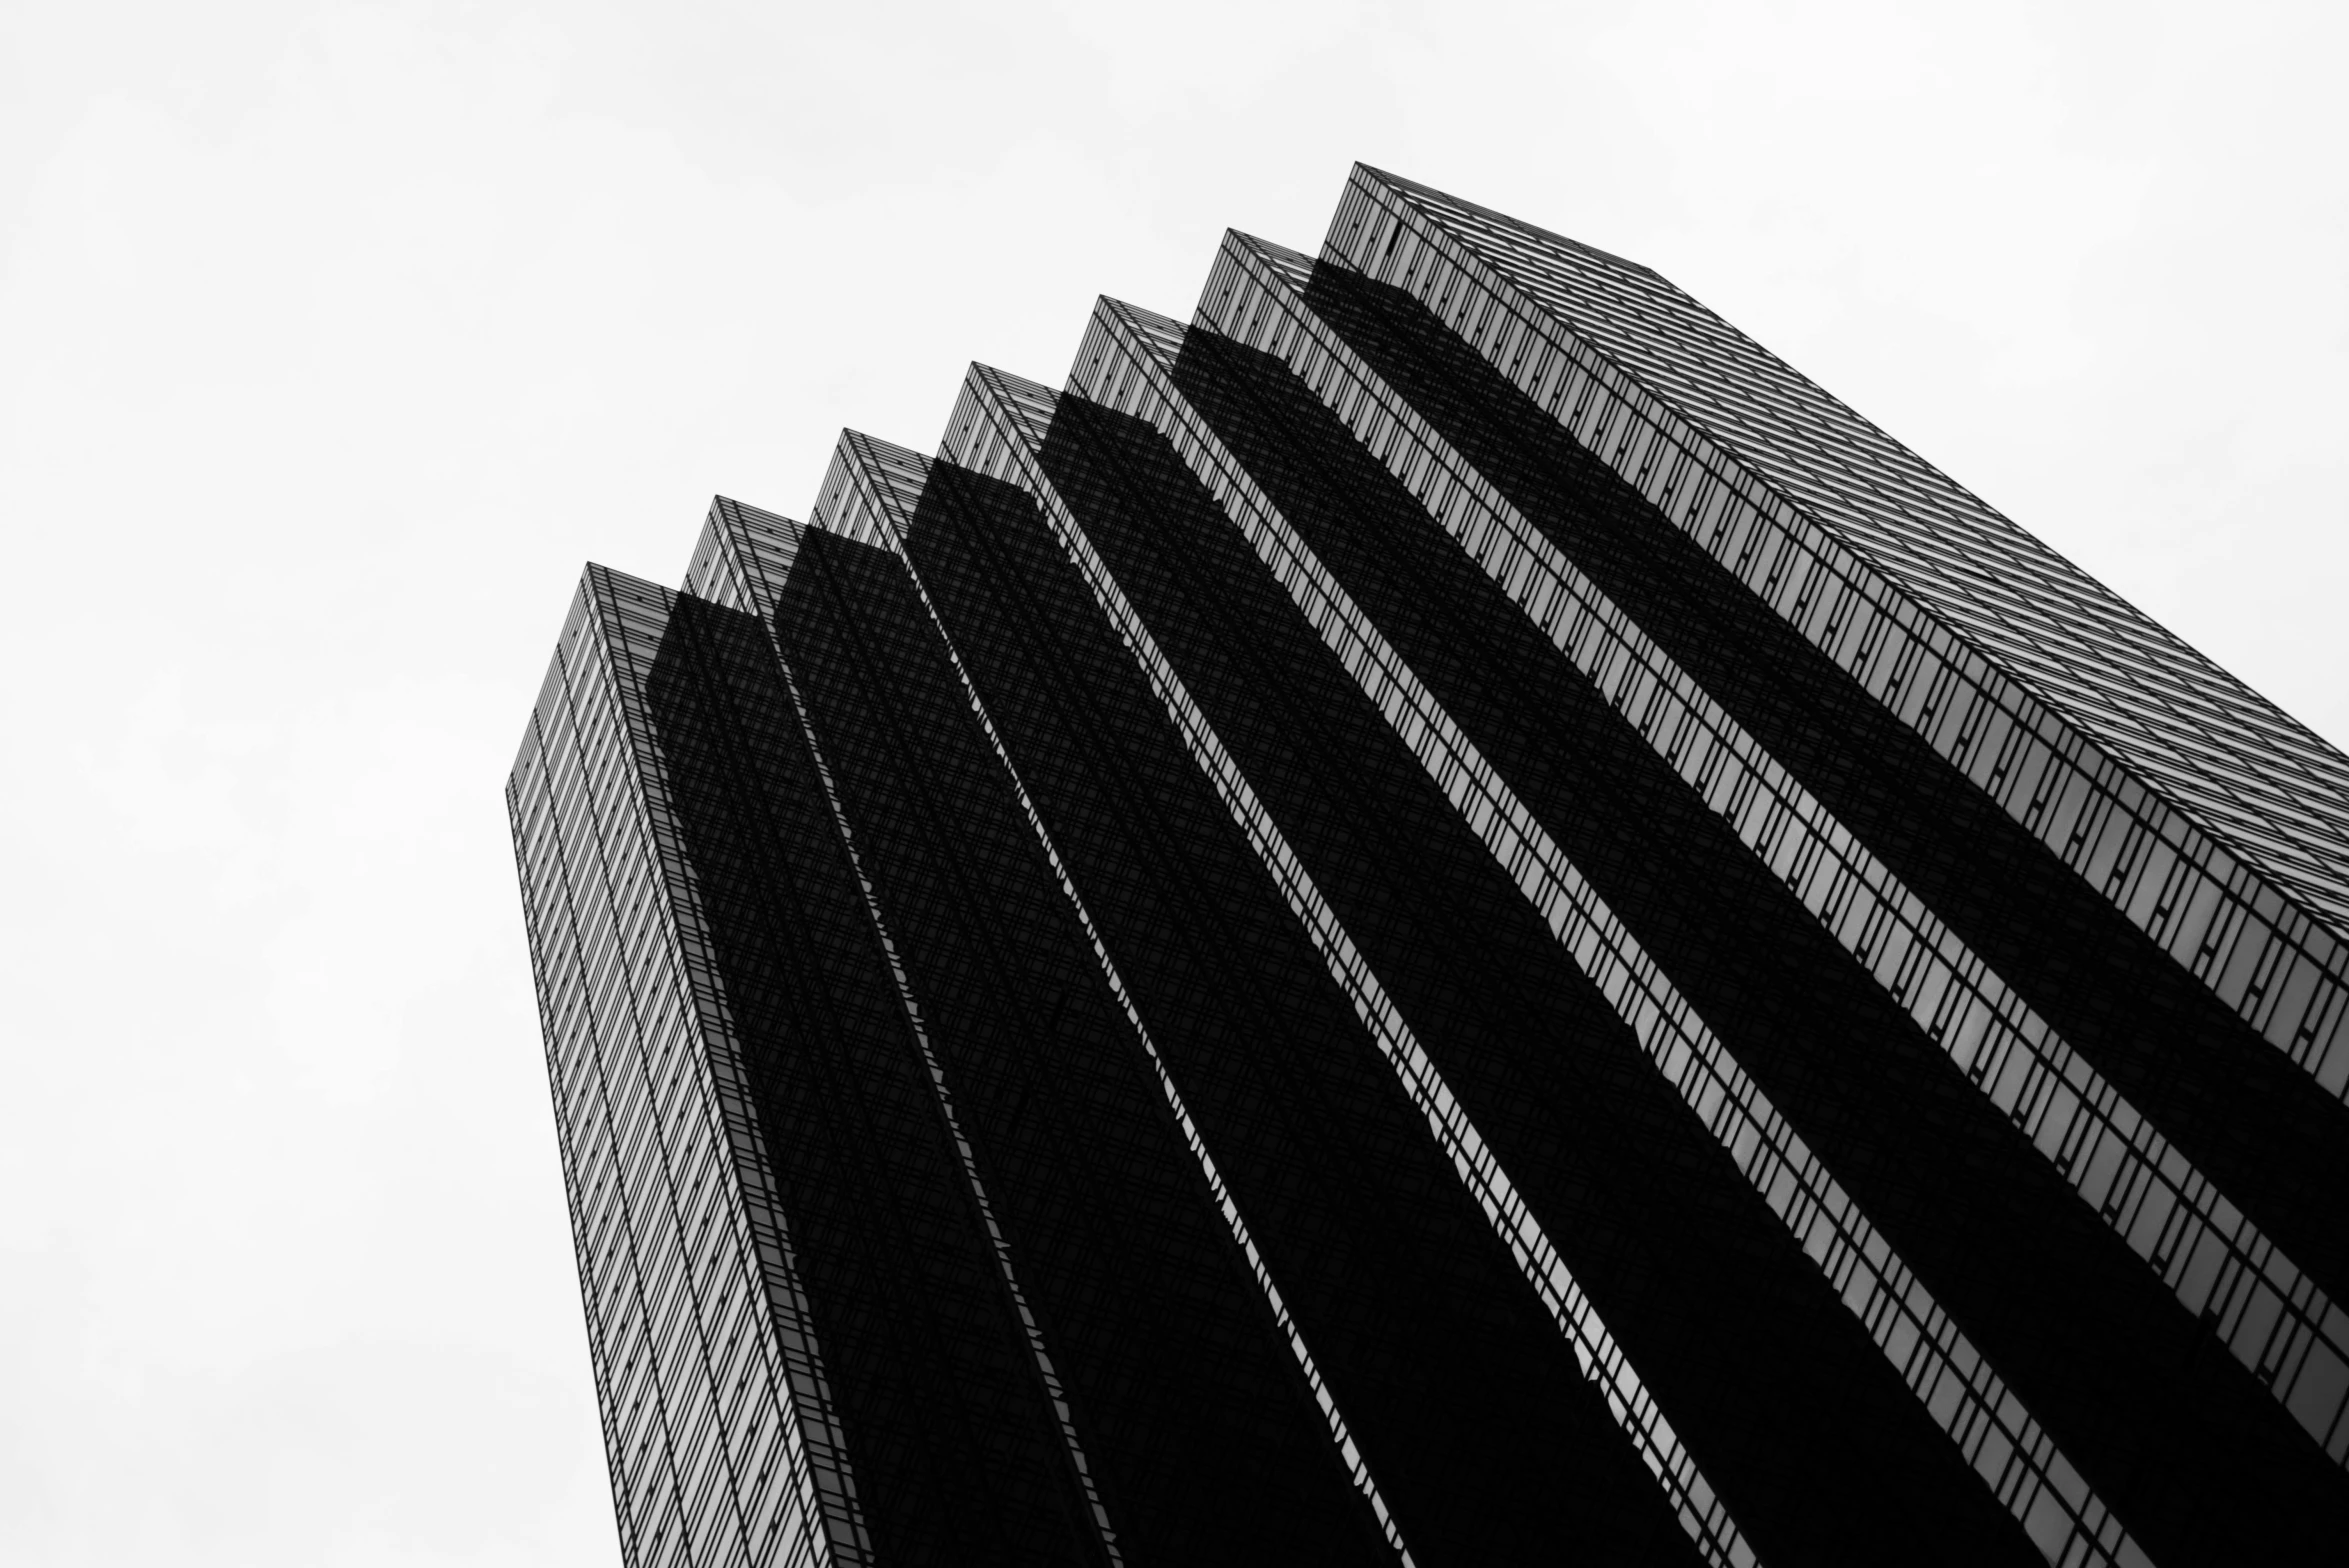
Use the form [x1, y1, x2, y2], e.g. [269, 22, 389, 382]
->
[507, 167, 2349, 1568]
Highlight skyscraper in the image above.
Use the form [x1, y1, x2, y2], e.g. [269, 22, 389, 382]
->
[506, 165, 2349, 1567]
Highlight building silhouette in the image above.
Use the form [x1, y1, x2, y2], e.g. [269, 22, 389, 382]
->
[507, 166, 2349, 1567]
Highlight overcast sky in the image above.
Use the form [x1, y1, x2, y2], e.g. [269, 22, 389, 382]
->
[2, 2, 2342, 1563]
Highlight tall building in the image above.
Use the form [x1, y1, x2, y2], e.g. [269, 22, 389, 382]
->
[506, 166, 2349, 1568]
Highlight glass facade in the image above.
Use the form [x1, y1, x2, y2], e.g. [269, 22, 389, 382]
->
[511, 166, 2349, 1565]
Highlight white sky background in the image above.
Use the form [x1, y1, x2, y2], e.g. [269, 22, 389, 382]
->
[1, 2, 2342, 1563]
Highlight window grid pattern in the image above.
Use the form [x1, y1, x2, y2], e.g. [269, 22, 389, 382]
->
[687, 496, 805, 616]
[651, 578, 1135, 1565]
[508, 571, 861, 1568]
[827, 411, 1418, 1562]
[905, 399, 1710, 1564]
[1320, 170, 2349, 1102]
[1025, 320, 1757, 1568]
[1198, 228, 2349, 1467]
[1073, 292, 2145, 1568]
[747, 517, 1128, 1567]
[689, 443, 1419, 1562]
[812, 438, 926, 554]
